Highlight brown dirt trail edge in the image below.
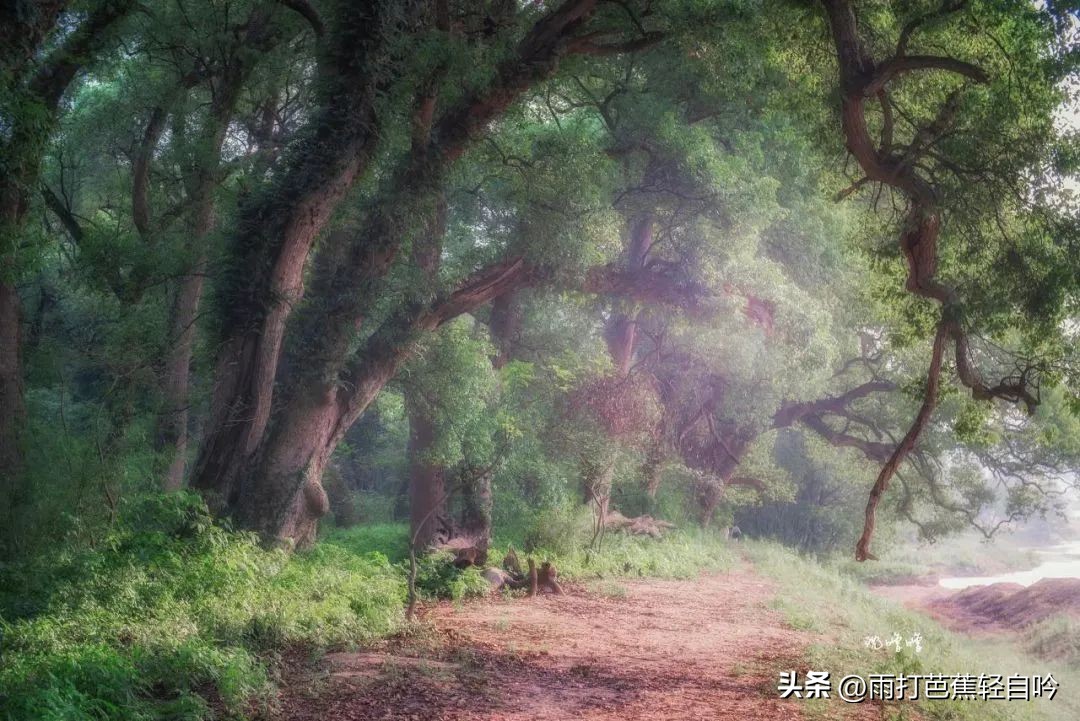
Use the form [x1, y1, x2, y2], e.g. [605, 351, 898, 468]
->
[275, 565, 880, 720]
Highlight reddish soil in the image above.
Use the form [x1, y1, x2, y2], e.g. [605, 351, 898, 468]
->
[927, 578, 1080, 632]
[872, 578, 1080, 635]
[274, 567, 880, 720]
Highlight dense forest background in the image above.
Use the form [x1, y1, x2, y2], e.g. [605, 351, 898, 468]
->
[2, 0, 1080, 719]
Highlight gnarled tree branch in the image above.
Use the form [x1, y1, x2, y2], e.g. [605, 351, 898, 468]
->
[821, 0, 1039, 561]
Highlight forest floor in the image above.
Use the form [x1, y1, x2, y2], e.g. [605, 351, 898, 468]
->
[274, 563, 880, 721]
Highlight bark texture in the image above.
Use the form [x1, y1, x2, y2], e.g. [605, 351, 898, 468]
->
[155, 23, 266, 489]
[406, 390, 449, 550]
[0, 278, 23, 494]
[820, 0, 1034, 560]
[457, 463, 495, 542]
[489, 291, 523, 370]
[190, 1, 401, 502]
[158, 254, 208, 490]
[227, 0, 601, 545]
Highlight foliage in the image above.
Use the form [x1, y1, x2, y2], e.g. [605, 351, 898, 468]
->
[2, 0, 1080, 716]
[1023, 615, 1080, 670]
[0, 494, 405, 721]
[496, 526, 738, 582]
[411, 552, 490, 602]
[321, 522, 411, 564]
[401, 317, 503, 468]
[736, 430, 883, 553]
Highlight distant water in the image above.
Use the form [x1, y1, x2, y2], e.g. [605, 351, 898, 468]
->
[939, 541, 1080, 589]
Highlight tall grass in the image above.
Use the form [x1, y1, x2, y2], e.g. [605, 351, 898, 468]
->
[516, 527, 737, 581]
[0, 493, 405, 721]
[1023, 615, 1080, 669]
[746, 540, 1077, 721]
[324, 514, 737, 585]
[321, 522, 411, 564]
[833, 533, 1039, 585]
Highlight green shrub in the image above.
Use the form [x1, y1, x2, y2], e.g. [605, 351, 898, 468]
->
[413, 552, 490, 601]
[353, 492, 401, 524]
[1023, 615, 1080, 668]
[0, 493, 405, 721]
[321, 522, 410, 563]
[519, 504, 593, 555]
[495, 526, 736, 582]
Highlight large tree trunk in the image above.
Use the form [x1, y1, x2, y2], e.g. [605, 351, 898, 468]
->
[231, 257, 528, 545]
[323, 461, 360, 527]
[0, 2, 65, 84]
[157, 254, 207, 490]
[155, 45, 261, 491]
[219, 0, 599, 544]
[458, 464, 494, 542]
[407, 389, 449, 550]
[229, 393, 339, 548]
[489, 291, 522, 369]
[190, 1, 396, 503]
[1, 184, 32, 502]
[229, 326, 421, 545]
[641, 440, 664, 500]
[0, 276, 23, 495]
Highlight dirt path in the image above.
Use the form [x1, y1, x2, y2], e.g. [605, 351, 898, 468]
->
[276, 566, 868, 720]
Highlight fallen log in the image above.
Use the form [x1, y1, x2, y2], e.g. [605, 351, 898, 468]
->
[604, 510, 676, 538]
[432, 535, 489, 568]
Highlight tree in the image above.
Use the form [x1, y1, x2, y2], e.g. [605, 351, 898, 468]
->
[207, 0, 670, 545]
[1, 0, 135, 503]
[3, 0, 1076, 565]
[189, 0, 407, 506]
[816, 0, 1080, 559]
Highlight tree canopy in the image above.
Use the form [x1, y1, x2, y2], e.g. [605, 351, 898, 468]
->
[1, 0, 1079, 566]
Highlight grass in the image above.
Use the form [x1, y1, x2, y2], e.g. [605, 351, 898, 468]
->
[514, 527, 737, 581]
[324, 518, 738, 586]
[14, 502, 1055, 721]
[1022, 615, 1080, 668]
[0, 494, 406, 721]
[833, 533, 1039, 586]
[321, 522, 410, 564]
[0, 506, 737, 720]
[589, 580, 630, 598]
[745, 540, 1078, 721]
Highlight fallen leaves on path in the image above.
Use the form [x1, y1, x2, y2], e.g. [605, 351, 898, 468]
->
[274, 566, 877, 720]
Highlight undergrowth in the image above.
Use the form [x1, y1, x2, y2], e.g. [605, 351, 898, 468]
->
[833, 534, 1038, 586]
[515, 527, 736, 581]
[324, 519, 738, 585]
[746, 540, 1077, 721]
[0, 493, 405, 721]
[1, 504, 735, 720]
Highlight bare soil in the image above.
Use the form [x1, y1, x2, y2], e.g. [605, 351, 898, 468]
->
[871, 578, 1080, 634]
[273, 566, 880, 720]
